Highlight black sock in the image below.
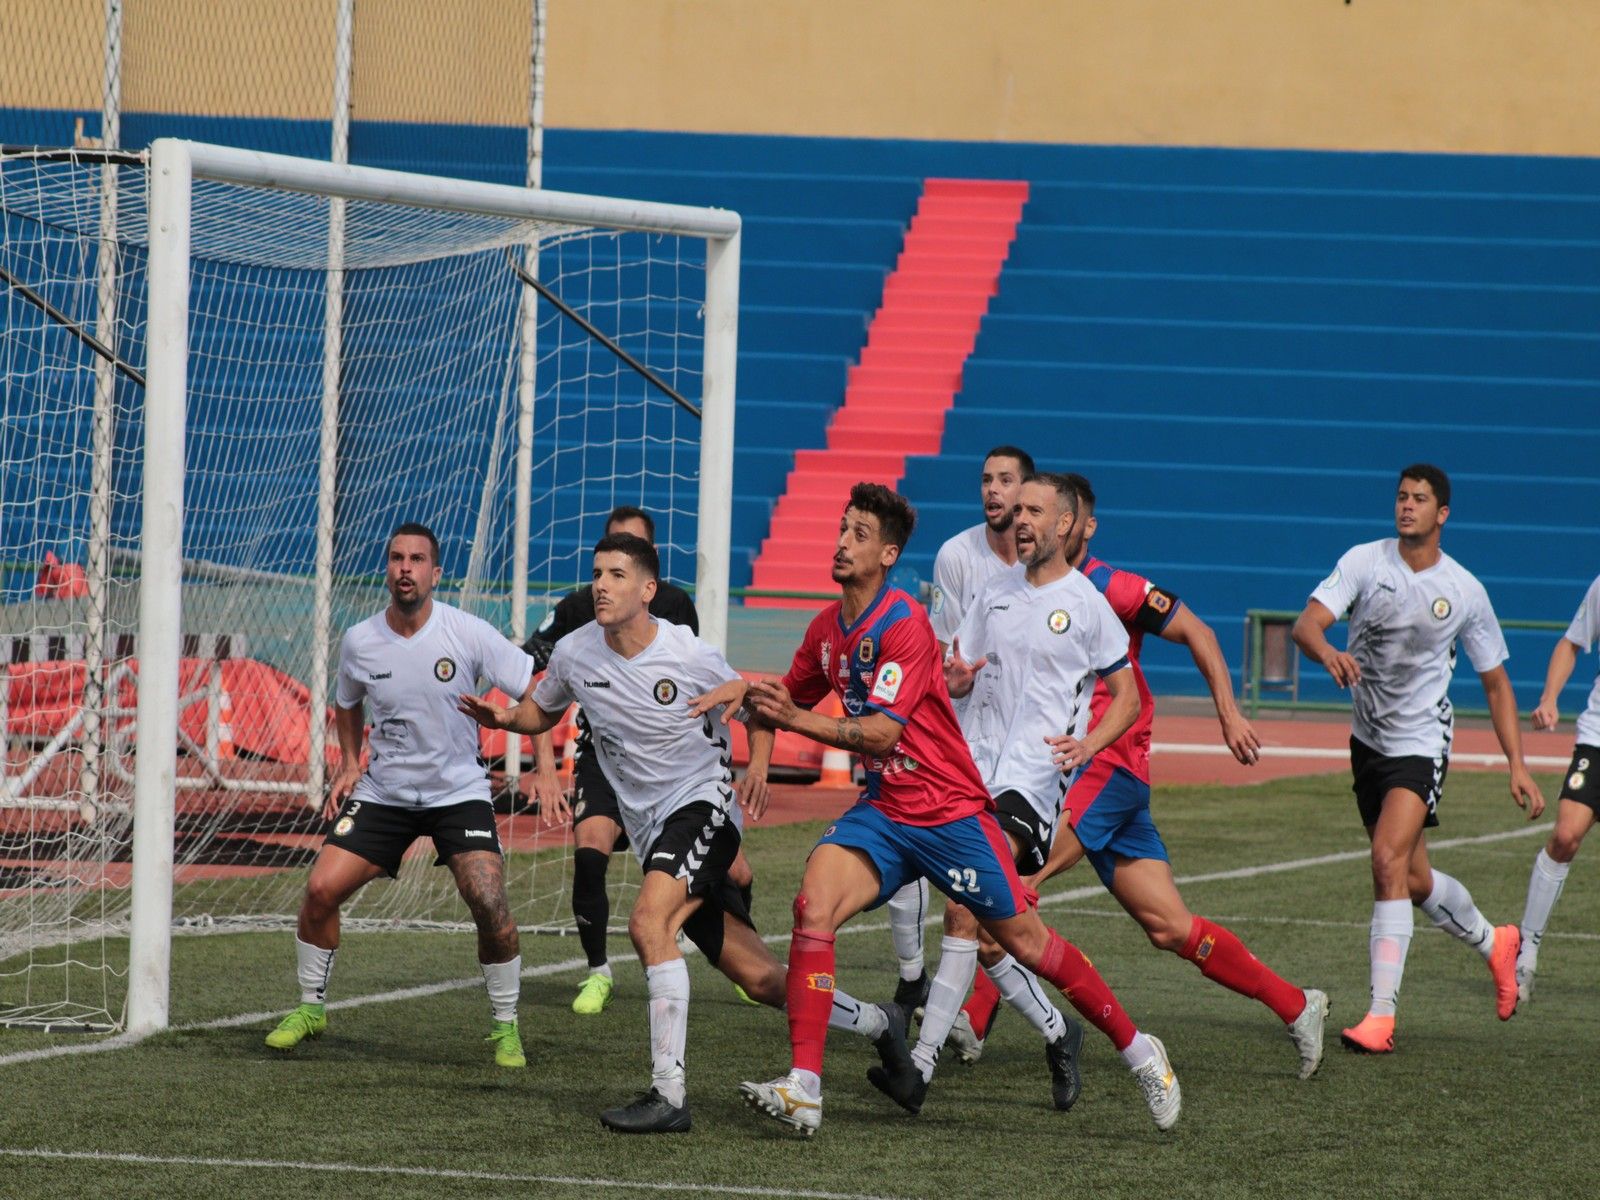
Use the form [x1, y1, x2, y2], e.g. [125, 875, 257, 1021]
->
[572, 847, 610, 969]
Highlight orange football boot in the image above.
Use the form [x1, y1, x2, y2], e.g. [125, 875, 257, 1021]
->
[1339, 1013, 1396, 1054]
[1488, 925, 1522, 1020]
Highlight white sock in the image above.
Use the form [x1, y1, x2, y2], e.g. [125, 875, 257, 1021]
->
[587, 962, 613, 980]
[791, 1067, 821, 1095]
[1369, 899, 1414, 1017]
[886, 879, 929, 981]
[1519, 848, 1571, 970]
[295, 937, 335, 1005]
[984, 954, 1066, 1042]
[911, 935, 978, 1082]
[827, 987, 888, 1039]
[1119, 1030, 1157, 1070]
[645, 958, 690, 1107]
[1419, 869, 1495, 960]
[480, 955, 521, 1023]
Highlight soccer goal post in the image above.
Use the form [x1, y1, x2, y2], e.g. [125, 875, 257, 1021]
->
[1, 139, 740, 1037]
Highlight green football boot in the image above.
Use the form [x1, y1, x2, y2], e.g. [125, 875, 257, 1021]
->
[572, 971, 615, 1015]
[486, 1019, 526, 1068]
[264, 1002, 327, 1051]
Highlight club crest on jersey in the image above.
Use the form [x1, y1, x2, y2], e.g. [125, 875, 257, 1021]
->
[1047, 608, 1071, 634]
[858, 636, 876, 664]
[433, 657, 456, 682]
[870, 661, 904, 704]
[1431, 597, 1452, 620]
[333, 816, 354, 838]
[653, 678, 679, 705]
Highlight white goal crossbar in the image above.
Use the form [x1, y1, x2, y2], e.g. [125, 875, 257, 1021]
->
[128, 138, 741, 1035]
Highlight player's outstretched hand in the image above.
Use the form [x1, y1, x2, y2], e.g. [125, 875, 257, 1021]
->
[943, 636, 989, 698]
[324, 762, 361, 821]
[737, 765, 771, 823]
[1320, 649, 1362, 688]
[1510, 768, 1546, 821]
[1220, 709, 1262, 765]
[458, 692, 510, 729]
[1531, 700, 1560, 731]
[531, 761, 571, 827]
[1046, 732, 1092, 773]
[747, 679, 799, 729]
[689, 677, 749, 724]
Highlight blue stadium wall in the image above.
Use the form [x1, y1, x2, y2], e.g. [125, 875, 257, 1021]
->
[4, 108, 1597, 712]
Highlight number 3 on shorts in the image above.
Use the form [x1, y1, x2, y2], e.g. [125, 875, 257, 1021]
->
[946, 866, 979, 893]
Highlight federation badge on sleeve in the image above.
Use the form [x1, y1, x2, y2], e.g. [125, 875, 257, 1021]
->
[1431, 597, 1452, 620]
[931, 586, 944, 615]
[1047, 609, 1071, 634]
[653, 678, 679, 705]
[433, 657, 456, 682]
[1320, 568, 1341, 590]
[870, 661, 903, 704]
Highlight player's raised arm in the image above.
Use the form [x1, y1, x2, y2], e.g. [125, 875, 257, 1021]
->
[1159, 604, 1261, 765]
[687, 676, 750, 723]
[1478, 664, 1546, 820]
[942, 635, 988, 699]
[458, 690, 566, 736]
[747, 677, 904, 756]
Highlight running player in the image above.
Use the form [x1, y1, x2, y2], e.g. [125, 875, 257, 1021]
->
[902, 473, 1132, 1114]
[463, 532, 915, 1133]
[1292, 464, 1543, 1053]
[1515, 570, 1600, 1003]
[882, 445, 1035, 1015]
[735, 483, 1180, 1137]
[263, 523, 534, 1069]
[521, 506, 748, 1016]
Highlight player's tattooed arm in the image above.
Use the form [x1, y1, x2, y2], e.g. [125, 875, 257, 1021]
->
[747, 679, 902, 755]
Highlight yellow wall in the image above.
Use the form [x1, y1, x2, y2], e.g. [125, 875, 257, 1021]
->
[5, 0, 1597, 157]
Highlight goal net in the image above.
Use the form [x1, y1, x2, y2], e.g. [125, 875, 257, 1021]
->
[0, 142, 739, 1033]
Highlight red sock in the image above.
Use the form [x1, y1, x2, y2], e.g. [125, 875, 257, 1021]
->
[1036, 930, 1136, 1051]
[1180, 916, 1306, 1023]
[787, 929, 836, 1075]
[962, 968, 1002, 1038]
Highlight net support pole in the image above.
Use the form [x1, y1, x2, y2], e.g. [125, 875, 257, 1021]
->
[84, 0, 125, 807]
[308, 0, 354, 808]
[505, 0, 546, 788]
[128, 138, 191, 1036]
[696, 228, 740, 653]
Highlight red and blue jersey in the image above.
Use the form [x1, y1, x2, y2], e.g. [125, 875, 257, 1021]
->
[783, 582, 989, 826]
[1079, 555, 1183, 785]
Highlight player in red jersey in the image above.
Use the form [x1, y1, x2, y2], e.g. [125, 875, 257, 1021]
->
[960, 472, 1324, 1079]
[730, 483, 1180, 1137]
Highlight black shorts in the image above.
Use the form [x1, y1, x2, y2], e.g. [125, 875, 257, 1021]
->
[326, 797, 502, 878]
[990, 789, 1056, 874]
[570, 740, 629, 851]
[1558, 744, 1600, 813]
[645, 800, 751, 966]
[1350, 736, 1446, 828]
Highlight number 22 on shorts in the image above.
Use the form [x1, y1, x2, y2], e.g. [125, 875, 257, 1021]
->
[946, 866, 979, 893]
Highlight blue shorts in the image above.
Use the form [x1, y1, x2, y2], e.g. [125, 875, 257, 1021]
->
[1064, 759, 1169, 889]
[815, 802, 1026, 921]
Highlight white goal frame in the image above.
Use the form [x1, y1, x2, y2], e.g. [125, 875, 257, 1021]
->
[128, 138, 741, 1035]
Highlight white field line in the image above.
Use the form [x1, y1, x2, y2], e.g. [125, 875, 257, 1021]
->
[1151, 740, 1572, 769]
[0, 819, 1551, 1070]
[0, 1148, 907, 1200]
[1044, 904, 1600, 942]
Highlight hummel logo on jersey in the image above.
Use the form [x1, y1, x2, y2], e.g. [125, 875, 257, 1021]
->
[582, 679, 611, 689]
[989, 603, 1010, 612]
[1375, 579, 1396, 593]
[464, 829, 493, 839]
[369, 671, 392, 680]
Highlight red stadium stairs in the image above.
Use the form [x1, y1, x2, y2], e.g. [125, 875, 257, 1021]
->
[748, 178, 1029, 607]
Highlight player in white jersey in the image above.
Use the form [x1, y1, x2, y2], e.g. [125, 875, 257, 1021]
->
[868, 473, 1140, 1116]
[263, 524, 536, 1069]
[461, 533, 918, 1133]
[884, 445, 1036, 1017]
[1292, 465, 1544, 1053]
[1516, 571, 1600, 1003]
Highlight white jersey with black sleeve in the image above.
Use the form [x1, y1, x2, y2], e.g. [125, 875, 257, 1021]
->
[532, 618, 742, 861]
[335, 601, 535, 809]
[1310, 539, 1508, 760]
[951, 567, 1131, 824]
[1561, 573, 1600, 747]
